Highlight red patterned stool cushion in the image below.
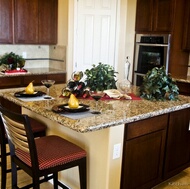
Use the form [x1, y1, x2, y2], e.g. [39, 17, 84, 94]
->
[16, 135, 86, 170]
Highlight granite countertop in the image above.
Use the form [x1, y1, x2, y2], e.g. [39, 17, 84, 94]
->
[174, 75, 190, 84]
[0, 68, 66, 77]
[0, 84, 190, 133]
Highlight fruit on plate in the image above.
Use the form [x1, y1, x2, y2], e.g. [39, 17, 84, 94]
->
[25, 81, 34, 94]
[68, 94, 79, 109]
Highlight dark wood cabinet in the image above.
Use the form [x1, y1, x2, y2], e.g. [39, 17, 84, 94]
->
[182, 0, 190, 50]
[0, 0, 13, 43]
[176, 81, 190, 96]
[0, 76, 21, 88]
[121, 108, 190, 188]
[14, 0, 38, 44]
[0, 73, 66, 89]
[164, 108, 190, 179]
[23, 75, 46, 86]
[14, 0, 57, 44]
[121, 115, 168, 189]
[38, 0, 58, 44]
[135, 0, 174, 33]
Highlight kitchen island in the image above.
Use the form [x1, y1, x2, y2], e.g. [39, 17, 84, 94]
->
[0, 84, 190, 189]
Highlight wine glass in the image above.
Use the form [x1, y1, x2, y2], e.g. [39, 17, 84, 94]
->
[90, 90, 105, 114]
[41, 80, 55, 99]
[118, 79, 131, 94]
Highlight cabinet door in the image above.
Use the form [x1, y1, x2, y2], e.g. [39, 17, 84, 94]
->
[38, 0, 58, 44]
[164, 108, 190, 179]
[182, 0, 190, 50]
[14, 0, 38, 44]
[121, 115, 168, 189]
[0, 0, 13, 43]
[135, 0, 153, 32]
[153, 0, 174, 32]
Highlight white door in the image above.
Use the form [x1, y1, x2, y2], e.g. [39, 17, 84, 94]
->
[74, 0, 118, 72]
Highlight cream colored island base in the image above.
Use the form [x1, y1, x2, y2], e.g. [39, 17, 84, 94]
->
[22, 108, 125, 189]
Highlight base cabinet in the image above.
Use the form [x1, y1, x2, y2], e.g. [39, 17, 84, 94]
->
[121, 115, 168, 189]
[164, 108, 190, 179]
[121, 108, 190, 189]
[0, 73, 66, 89]
[176, 81, 190, 96]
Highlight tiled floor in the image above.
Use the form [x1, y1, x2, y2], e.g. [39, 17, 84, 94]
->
[1, 167, 190, 189]
[153, 167, 190, 189]
[1, 154, 190, 188]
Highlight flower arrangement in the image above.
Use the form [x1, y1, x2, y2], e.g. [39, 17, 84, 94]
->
[0, 52, 25, 70]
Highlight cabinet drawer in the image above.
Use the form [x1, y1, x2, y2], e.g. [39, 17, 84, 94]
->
[23, 75, 46, 86]
[0, 76, 21, 88]
[47, 73, 66, 84]
[126, 114, 168, 140]
[176, 81, 190, 96]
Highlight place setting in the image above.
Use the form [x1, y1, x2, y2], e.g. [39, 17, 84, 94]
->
[14, 80, 55, 102]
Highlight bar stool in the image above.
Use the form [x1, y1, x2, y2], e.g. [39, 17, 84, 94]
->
[0, 105, 87, 189]
[0, 116, 47, 189]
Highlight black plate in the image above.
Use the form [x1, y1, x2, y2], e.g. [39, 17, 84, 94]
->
[14, 91, 46, 98]
[52, 103, 90, 113]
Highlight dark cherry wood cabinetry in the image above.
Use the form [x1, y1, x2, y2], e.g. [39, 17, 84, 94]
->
[164, 108, 190, 179]
[176, 81, 190, 96]
[0, 0, 13, 43]
[0, 73, 66, 89]
[182, 0, 190, 50]
[0, 0, 57, 44]
[15, 0, 58, 44]
[121, 108, 190, 188]
[121, 115, 168, 189]
[14, 0, 38, 44]
[135, 0, 174, 33]
[38, 0, 58, 44]
[135, 0, 189, 78]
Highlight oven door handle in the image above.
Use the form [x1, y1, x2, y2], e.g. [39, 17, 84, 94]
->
[136, 43, 169, 47]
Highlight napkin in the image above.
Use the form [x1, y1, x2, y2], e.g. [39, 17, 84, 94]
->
[103, 89, 132, 100]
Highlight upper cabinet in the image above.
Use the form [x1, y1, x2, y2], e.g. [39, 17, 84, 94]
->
[38, 0, 58, 44]
[182, 0, 190, 50]
[14, 0, 58, 44]
[0, 0, 13, 43]
[0, 0, 58, 44]
[135, 0, 174, 33]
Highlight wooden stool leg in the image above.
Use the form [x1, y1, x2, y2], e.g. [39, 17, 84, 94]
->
[53, 172, 60, 189]
[79, 157, 87, 189]
[1, 144, 7, 189]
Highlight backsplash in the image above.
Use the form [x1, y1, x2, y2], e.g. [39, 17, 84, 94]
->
[0, 45, 66, 70]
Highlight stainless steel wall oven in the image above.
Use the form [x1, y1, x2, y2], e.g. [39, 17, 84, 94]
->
[133, 34, 171, 86]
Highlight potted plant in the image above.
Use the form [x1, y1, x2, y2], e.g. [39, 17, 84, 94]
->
[84, 62, 118, 91]
[140, 67, 179, 101]
[0, 52, 25, 70]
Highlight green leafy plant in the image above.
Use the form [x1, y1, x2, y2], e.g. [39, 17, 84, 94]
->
[0, 52, 25, 70]
[140, 67, 179, 101]
[84, 62, 118, 91]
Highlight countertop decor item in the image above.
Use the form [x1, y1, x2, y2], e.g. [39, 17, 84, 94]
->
[0, 52, 25, 70]
[140, 67, 179, 101]
[84, 62, 118, 91]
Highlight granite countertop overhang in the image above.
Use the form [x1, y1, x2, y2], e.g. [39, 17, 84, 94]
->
[0, 84, 190, 133]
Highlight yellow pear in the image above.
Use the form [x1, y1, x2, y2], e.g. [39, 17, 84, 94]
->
[25, 81, 34, 94]
[68, 94, 79, 109]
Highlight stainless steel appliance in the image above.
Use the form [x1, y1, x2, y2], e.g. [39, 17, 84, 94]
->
[133, 34, 171, 86]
